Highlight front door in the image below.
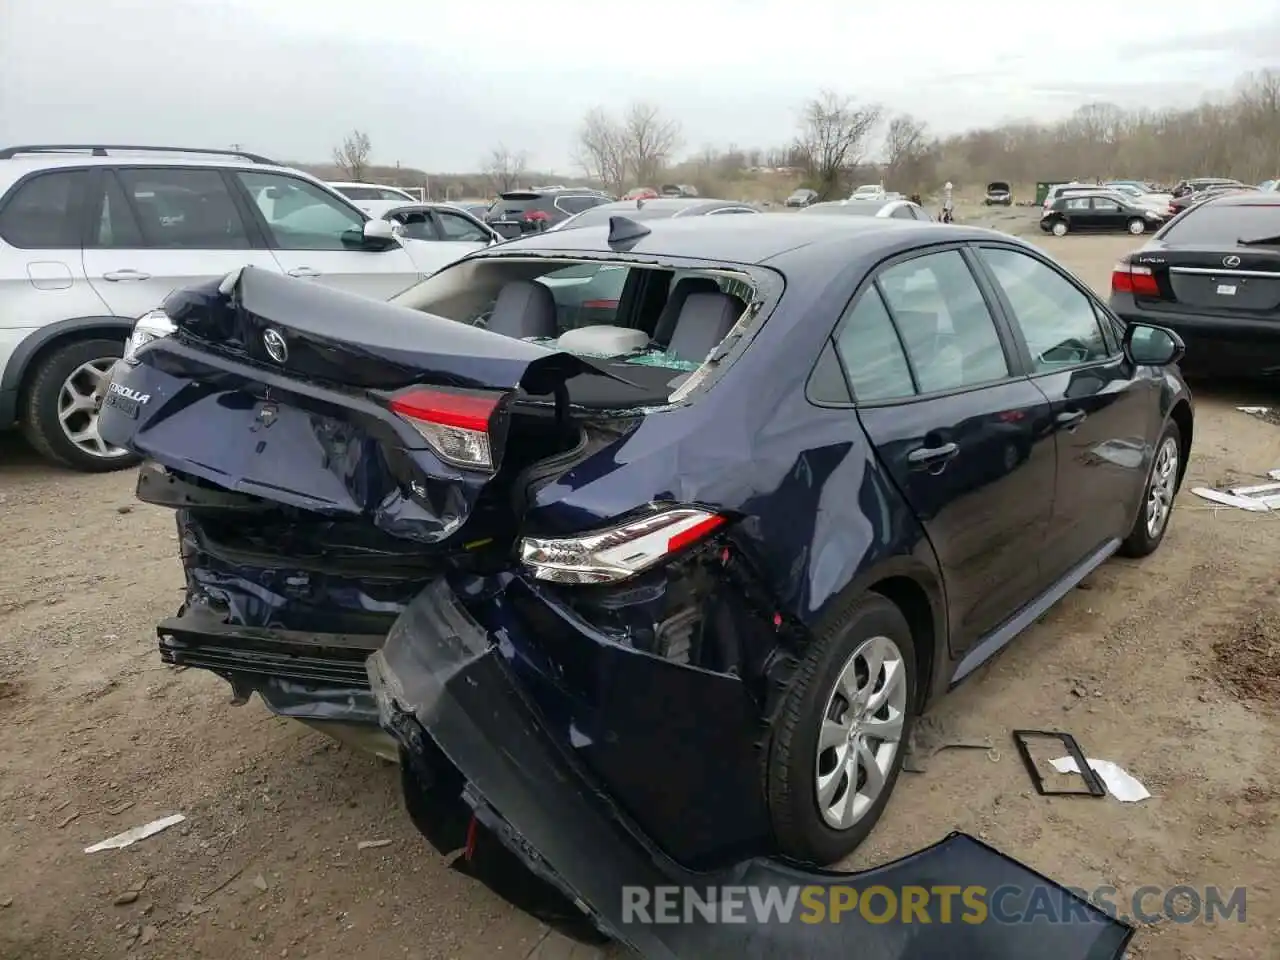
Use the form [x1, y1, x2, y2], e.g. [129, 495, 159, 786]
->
[972, 243, 1157, 581]
[1089, 196, 1127, 232]
[82, 166, 282, 318]
[230, 170, 421, 301]
[835, 247, 1058, 657]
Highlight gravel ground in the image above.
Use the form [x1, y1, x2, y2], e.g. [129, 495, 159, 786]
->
[1, 231, 1277, 959]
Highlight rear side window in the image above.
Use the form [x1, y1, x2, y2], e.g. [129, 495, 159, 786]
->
[833, 287, 915, 401]
[0, 170, 87, 248]
[335, 186, 379, 199]
[116, 168, 250, 249]
[96, 173, 145, 248]
[1160, 202, 1280, 244]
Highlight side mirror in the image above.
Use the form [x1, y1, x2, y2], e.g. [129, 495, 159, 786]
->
[362, 218, 399, 250]
[1123, 322, 1184, 367]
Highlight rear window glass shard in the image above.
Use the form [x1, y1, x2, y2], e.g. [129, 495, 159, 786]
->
[391, 256, 769, 409]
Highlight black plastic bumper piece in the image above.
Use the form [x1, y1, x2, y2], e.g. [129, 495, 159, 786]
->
[158, 605, 384, 724]
[368, 580, 1135, 960]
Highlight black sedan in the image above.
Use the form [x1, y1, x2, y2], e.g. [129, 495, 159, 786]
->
[1041, 191, 1166, 236]
[102, 214, 1186, 959]
[1110, 190, 1280, 377]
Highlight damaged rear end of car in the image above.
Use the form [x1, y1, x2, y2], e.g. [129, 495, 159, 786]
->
[103, 229, 1134, 958]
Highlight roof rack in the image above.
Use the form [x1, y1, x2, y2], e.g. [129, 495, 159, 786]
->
[0, 144, 278, 164]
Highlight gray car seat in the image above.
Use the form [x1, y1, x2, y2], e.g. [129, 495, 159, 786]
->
[486, 280, 559, 339]
[653, 276, 721, 345]
[667, 292, 744, 363]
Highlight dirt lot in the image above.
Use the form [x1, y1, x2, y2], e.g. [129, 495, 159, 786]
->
[2, 229, 1278, 960]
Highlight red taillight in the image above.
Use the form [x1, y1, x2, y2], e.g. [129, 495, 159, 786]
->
[388, 386, 501, 470]
[523, 210, 550, 222]
[1111, 262, 1160, 298]
[666, 513, 727, 553]
[581, 299, 619, 309]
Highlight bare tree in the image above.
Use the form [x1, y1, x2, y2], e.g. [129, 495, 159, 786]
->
[483, 144, 528, 193]
[621, 102, 682, 187]
[883, 113, 933, 189]
[575, 107, 630, 194]
[794, 92, 883, 198]
[332, 130, 372, 181]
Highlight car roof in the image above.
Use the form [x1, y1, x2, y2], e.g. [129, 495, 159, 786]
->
[499, 188, 607, 198]
[1205, 191, 1280, 207]
[0, 151, 308, 181]
[329, 181, 410, 190]
[481, 212, 986, 268]
[803, 199, 893, 214]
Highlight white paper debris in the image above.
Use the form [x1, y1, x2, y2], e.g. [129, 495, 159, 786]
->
[1192, 487, 1274, 511]
[84, 814, 186, 853]
[1237, 406, 1270, 414]
[1050, 757, 1150, 803]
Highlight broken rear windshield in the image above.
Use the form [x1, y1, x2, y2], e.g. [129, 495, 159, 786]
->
[392, 258, 766, 406]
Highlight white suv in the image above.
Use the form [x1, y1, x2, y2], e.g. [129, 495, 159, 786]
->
[0, 145, 489, 472]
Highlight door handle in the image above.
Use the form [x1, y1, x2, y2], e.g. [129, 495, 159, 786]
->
[907, 442, 959, 469]
[1056, 410, 1087, 431]
[102, 269, 151, 281]
[287, 267, 321, 278]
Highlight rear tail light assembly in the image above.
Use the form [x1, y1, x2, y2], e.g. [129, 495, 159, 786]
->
[387, 386, 502, 470]
[1111, 262, 1160, 298]
[520, 507, 728, 584]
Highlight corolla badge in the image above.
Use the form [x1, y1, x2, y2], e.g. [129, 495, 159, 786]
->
[1223, 255, 1242, 268]
[263, 328, 288, 363]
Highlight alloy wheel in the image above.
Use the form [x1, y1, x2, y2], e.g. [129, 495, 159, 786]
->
[814, 635, 907, 830]
[58, 358, 129, 460]
[1146, 436, 1179, 539]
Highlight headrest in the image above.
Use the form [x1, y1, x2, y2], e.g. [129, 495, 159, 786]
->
[486, 280, 558, 340]
[654, 276, 722, 344]
[667, 292, 743, 363]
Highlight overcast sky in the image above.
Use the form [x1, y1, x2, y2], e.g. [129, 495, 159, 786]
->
[3, 0, 1279, 174]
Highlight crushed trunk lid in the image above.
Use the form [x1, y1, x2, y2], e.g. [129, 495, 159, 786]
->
[104, 267, 622, 543]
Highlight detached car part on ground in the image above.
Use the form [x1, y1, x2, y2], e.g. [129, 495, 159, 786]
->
[102, 214, 1191, 957]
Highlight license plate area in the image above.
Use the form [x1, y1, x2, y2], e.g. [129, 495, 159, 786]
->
[103, 390, 139, 419]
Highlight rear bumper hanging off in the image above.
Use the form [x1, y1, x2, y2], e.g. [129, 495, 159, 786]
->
[368, 579, 1135, 960]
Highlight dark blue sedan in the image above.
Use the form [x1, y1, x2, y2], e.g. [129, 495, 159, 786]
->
[100, 212, 1187, 957]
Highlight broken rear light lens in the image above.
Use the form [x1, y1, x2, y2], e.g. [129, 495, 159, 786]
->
[1111, 262, 1160, 298]
[388, 386, 500, 470]
[520, 507, 727, 584]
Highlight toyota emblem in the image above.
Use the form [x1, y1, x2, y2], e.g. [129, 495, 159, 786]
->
[263, 328, 288, 363]
[1223, 255, 1242, 268]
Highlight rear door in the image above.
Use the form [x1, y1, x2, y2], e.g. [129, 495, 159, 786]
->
[82, 166, 282, 319]
[0, 168, 112, 342]
[840, 246, 1058, 659]
[972, 243, 1155, 581]
[230, 170, 421, 300]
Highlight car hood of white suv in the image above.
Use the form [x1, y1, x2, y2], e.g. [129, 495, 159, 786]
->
[396, 235, 490, 277]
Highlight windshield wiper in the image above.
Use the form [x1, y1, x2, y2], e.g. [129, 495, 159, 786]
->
[1237, 235, 1280, 246]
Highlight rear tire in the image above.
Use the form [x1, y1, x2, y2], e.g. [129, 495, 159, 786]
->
[19, 338, 142, 473]
[1127, 218, 1146, 235]
[1051, 220, 1069, 236]
[1119, 420, 1181, 558]
[767, 594, 917, 865]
